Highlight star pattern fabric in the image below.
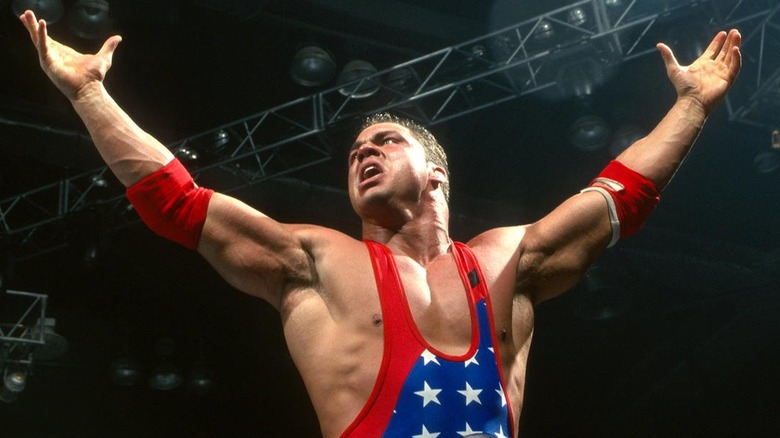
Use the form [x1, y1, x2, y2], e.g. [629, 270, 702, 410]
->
[382, 299, 510, 437]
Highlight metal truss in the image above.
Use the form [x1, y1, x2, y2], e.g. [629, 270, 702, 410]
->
[721, 0, 780, 128]
[0, 290, 48, 370]
[0, 0, 768, 260]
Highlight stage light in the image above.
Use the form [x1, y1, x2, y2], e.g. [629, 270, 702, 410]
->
[110, 356, 143, 386]
[187, 362, 216, 397]
[67, 0, 114, 40]
[570, 114, 611, 152]
[290, 45, 337, 87]
[533, 19, 555, 40]
[11, 0, 64, 24]
[148, 337, 182, 391]
[754, 151, 780, 174]
[567, 7, 587, 27]
[337, 60, 380, 99]
[0, 370, 27, 403]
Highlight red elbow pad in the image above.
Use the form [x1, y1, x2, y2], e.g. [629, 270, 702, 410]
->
[126, 159, 214, 250]
[587, 160, 660, 239]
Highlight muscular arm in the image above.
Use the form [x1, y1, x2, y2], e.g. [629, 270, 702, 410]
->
[516, 30, 742, 304]
[20, 11, 317, 305]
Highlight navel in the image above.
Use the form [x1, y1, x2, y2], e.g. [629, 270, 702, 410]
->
[372, 314, 383, 327]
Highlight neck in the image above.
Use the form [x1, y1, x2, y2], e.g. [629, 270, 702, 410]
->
[361, 199, 450, 265]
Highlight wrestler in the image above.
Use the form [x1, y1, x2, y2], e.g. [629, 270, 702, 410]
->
[19, 10, 741, 437]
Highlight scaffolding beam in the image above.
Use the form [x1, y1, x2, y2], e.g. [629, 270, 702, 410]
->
[0, 0, 768, 260]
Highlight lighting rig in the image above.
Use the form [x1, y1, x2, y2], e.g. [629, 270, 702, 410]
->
[0, 290, 49, 402]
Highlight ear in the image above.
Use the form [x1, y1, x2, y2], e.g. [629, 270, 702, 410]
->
[429, 163, 448, 186]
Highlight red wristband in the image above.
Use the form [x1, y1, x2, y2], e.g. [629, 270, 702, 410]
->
[126, 159, 214, 250]
[589, 160, 660, 238]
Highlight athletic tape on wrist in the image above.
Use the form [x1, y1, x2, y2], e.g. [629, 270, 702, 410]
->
[580, 160, 660, 246]
[126, 159, 214, 250]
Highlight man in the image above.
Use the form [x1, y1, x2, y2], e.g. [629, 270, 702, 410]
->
[19, 9, 741, 438]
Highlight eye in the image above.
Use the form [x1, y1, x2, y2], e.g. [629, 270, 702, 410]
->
[348, 151, 357, 163]
[382, 137, 399, 145]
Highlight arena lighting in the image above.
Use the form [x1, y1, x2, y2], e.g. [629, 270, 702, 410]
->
[109, 356, 143, 386]
[0, 290, 49, 403]
[148, 337, 183, 390]
[290, 45, 337, 87]
[11, 0, 64, 24]
[570, 114, 611, 152]
[337, 60, 380, 99]
[186, 361, 216, 396]
[0, 369, 27, 403]
[67, 0, 114, 40]
[754, 151, 780, 174]
[533, 19, 555, 40]
[567, 7, 587, 27]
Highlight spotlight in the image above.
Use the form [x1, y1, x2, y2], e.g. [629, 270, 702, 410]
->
[754, 151, 780, 174]
[337, 60, 380, 99]
[187, 362, 216, 397]
[570, 114, 611, 152]
[67, 0, 114, 40]
[0, 370, 27, 403]
[533, 20, 555, 40]
[558, 57, 605, 99]
[148, 337, 182, 391]
[567, 7, 587, 27]
[11, 0, 65, 24]
[174, 145, 199, 162]
[289, 45, 336, 87]
[109, 356, 143, 386]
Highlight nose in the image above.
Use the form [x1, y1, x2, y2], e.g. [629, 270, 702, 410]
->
[354, 142, 380, 163]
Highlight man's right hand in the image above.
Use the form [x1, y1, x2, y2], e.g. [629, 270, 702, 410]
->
[19, 10, 122, 101]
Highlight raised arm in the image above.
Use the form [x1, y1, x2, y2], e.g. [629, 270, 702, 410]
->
[20, 10, 171, 184]
[19, 11, 318, 307]
[515, 29, 742, 304]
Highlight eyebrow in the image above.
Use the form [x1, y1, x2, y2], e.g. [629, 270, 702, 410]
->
[350, 129, 400, 152]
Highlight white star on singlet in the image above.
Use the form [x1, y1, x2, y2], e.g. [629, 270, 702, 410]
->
[414, 381, 442, 407]
[457, 382, 483, 405]
[456, 422, 483, 436]
[412, 425, 441, 438]
[421, 349, 440, 366]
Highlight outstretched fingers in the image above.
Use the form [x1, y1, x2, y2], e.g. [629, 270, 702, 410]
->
[702, 30, 728, 61]
[722, 29, 742, 72]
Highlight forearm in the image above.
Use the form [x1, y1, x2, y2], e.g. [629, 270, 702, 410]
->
[615, 96, 707, 191]
[72, 82, 175, 187]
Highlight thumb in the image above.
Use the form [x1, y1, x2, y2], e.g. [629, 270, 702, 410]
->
[657, 42, 681, 68]
[97, 35, 122, 62]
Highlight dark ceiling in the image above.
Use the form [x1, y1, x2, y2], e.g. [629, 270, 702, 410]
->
[1, 0, 780, 437]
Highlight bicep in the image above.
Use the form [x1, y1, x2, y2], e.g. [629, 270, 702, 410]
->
[518, 191, 612, 303]
[196, 193, 316, 308]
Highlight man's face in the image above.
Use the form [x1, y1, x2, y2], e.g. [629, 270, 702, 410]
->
[347, 122, 431, 219]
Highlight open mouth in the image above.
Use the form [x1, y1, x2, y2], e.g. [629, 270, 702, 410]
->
[361, 164, 381, 182]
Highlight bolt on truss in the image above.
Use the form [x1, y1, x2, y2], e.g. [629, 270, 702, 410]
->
[0, 0, 762, 260]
